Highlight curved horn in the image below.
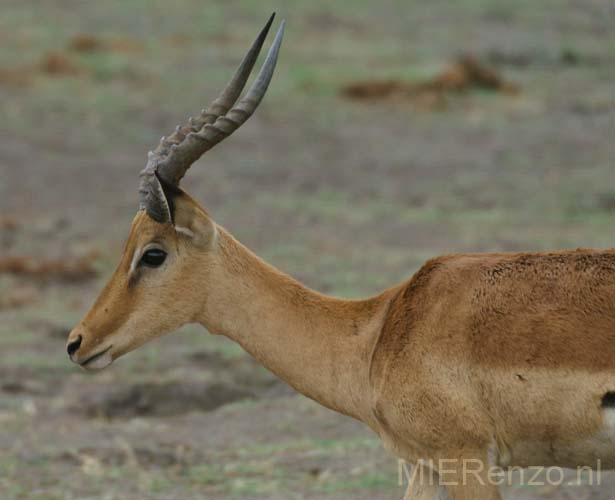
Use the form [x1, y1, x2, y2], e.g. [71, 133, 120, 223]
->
[155, 20, 285, 186]
[139, 16, 285, 222]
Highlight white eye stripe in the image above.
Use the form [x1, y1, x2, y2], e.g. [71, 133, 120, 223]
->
[129, 246, 142, 275]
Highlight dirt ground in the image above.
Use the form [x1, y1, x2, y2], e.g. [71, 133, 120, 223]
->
[1, 0, 614, 498]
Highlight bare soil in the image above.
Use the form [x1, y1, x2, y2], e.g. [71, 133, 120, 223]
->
[340, 55, 520, 107]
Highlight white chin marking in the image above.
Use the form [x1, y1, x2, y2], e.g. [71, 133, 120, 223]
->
[82, 353, 113, 371]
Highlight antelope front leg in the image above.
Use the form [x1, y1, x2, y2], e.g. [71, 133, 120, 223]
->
[437, 450, 502, 500]
[403, 482, 450, 500]
[402, 461, 449, 500]
[443, 480, 501, 500]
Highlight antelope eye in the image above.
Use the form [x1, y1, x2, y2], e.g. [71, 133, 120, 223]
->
[140, 248, 167, 268]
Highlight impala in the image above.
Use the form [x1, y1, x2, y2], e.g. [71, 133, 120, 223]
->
[67, 14, 615, 500]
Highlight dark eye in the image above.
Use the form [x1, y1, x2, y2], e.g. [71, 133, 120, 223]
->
[140, 248, 167, 268]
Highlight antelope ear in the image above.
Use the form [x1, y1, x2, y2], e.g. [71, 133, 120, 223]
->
[171, 193, 217, 248]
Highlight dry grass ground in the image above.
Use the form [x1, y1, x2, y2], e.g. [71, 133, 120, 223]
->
[1, 0, 614, 498]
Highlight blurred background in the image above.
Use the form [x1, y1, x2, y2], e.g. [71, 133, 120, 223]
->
[0, 0, 613, 498]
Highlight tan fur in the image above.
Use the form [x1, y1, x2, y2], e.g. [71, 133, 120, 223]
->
[68, 191, 615, 500]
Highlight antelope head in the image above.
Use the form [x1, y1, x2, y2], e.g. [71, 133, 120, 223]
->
[66, 15, 285, 370]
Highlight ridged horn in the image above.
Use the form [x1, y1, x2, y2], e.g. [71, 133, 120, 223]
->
[139, 15, 285, 223]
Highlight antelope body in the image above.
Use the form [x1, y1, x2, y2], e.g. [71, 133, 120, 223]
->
[66, 16, 615, 499]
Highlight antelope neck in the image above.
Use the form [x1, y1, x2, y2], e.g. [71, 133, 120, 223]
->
[195, 226, 390, 422]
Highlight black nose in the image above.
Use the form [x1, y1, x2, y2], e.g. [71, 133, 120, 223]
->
[67, 335, 82, 356]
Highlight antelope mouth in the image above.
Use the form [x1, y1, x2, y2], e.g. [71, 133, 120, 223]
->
[80, 345, 113, 370]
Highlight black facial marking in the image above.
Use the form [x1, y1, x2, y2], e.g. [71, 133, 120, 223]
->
[601, 392, 615, 408]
